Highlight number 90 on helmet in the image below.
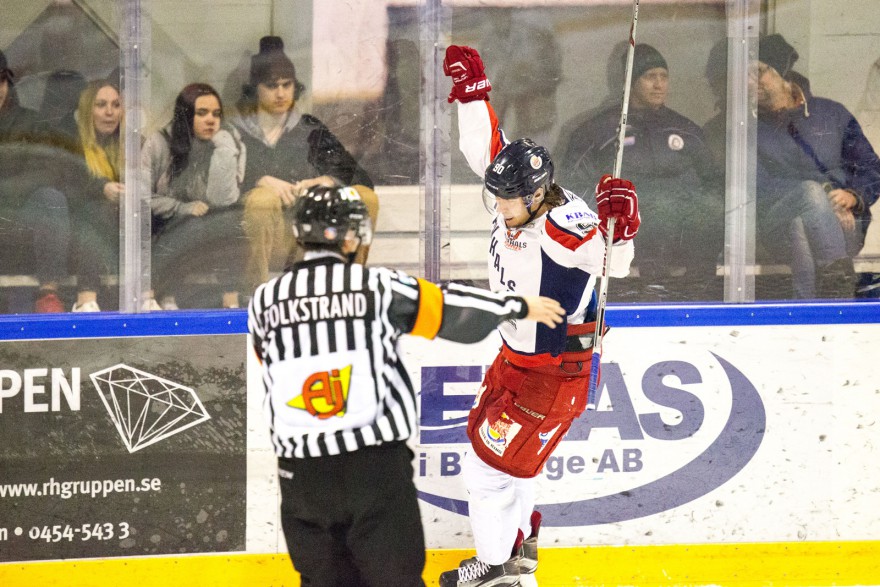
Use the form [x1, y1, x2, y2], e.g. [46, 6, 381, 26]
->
[292, 186, 373, 247]
[483, 138, 554, 211]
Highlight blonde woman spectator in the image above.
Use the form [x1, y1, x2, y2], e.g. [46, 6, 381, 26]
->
[65, 79, 125, 311]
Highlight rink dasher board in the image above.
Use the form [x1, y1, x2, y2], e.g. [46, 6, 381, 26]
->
[0, 305, 879, 587]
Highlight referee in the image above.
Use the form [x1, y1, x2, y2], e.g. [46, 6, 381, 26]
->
[248, 185, 564, 587]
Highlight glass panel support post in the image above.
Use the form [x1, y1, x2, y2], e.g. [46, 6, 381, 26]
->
[723, 0, 760, 302]
[120, 0, 152, 312]
[419, 0, 452, 283]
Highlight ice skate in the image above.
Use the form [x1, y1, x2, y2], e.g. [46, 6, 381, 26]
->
[462, 513, 540, 575]
[439, 557, 520, 587]
[443, 531, 523, 587]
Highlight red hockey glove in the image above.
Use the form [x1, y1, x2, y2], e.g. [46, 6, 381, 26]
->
[443, 45, 491, 104]
[595, 174, 640, 242]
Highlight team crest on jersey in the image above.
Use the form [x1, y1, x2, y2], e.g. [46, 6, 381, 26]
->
[504, 229, 527, 251]
[479, 412, 522, 456]
[288, 365, 352, 419]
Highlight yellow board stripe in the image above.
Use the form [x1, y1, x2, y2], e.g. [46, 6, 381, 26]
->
[0, 541, 880, 587]
[2, 542, 879, 586]
[410, 278, 443, 339]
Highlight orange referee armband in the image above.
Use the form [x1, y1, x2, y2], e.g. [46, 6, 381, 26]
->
[410, 279, 444, 339]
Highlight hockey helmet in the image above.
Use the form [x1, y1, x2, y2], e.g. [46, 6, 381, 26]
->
[292, 186, 373, 247]
[484, 138, 554, 202]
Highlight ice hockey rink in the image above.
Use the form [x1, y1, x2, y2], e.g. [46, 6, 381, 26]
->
[2, 0, 880, 586]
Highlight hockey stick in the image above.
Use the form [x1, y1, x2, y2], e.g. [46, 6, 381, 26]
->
[586, 0, 640, 411]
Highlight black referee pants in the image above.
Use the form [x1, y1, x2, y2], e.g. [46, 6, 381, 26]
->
[278, 442, 426, 587]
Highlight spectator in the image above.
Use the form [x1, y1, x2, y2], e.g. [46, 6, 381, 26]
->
[144, 83, 247, 309]
[702, 38, 729, 171]
[230, 36, 379, 291]
[854, 55, 880, 297]
[64, 79, 125, 311]
[0, 49, 69, 313]
[703, 37, 815, 300]
[753, 33, 880, 298]
[39, 69, 87, 149]
[0, 51, 40, 139]
[704, 37, 814, 159]
[561, 44, 724, 292]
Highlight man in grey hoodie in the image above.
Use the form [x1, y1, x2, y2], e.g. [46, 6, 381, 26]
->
[231, 36, 379, 291]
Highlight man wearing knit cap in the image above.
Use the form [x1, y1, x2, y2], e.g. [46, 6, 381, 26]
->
[230, 36, 379, 291]
[561, 43, 724, 299]
[752, 33, 880, 298]
[0, 49, 40, 140]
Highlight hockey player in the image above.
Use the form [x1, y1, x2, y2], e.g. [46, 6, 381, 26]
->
[248, 185, 566, 587]
[439, 45, 641, 587]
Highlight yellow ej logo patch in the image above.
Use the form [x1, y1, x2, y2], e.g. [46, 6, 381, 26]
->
[288, 365, 352, 419]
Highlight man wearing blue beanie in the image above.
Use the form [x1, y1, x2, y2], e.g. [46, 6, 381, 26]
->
[560, 43, 724, 300]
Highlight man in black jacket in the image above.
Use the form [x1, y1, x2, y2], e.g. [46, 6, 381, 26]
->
[561, 44, 724, 297]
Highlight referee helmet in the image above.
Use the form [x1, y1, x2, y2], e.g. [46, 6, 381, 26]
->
[292, 186, 373, 247]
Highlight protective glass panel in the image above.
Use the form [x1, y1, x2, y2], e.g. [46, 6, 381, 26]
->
[747, 1, 880, 301]
[443, 0, 880, 304]
[446, 1, 729, 302]
[1, 0, 879, 314]
[0, 1, 123, 313]
[143, 1, 403, 309]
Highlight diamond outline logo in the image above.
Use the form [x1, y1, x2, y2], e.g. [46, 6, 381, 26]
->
[89, 363, 211, 453]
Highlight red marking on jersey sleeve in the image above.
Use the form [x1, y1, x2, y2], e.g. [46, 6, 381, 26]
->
[545, 215, 596, 251]
[487, 103, 505, 160]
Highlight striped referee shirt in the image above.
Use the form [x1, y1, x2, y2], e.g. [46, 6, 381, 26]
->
[247, 251, 528, 459]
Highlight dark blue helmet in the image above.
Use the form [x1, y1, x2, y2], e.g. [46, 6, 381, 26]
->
[292, 186, 373, 246]
[484, 138, 554, 200]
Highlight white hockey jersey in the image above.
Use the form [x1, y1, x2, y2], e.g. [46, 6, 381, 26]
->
[458, 100, 635, 366]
